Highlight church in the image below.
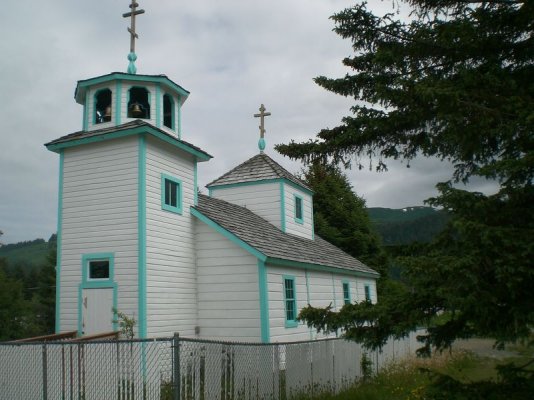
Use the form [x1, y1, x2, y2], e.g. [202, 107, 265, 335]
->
[44, 1, 379, 343]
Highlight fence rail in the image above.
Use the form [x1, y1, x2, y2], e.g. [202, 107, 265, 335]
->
[0, 331, 422, 400]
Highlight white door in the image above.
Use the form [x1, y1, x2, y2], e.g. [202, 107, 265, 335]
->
[82, 288, 113, 336]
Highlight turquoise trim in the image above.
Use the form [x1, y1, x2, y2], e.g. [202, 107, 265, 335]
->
[194, 161, 198, 206]
[283, 275, 298, 328]
[209, 178, 313, 195]
[115, 81, 122, 125]
[76, 73, 189, 104]
[280, 182, 286, 232]
[294, 194, 304, 224]
[266, 257, 380, 279]
[78, 253, 118, 336]
[342, 280, 351, 305]
[310, 198, 315, 240]
[46, 125, 212, 161]
[208, 187, 213, 197]
[161, 173, 183, 214]
[190, 207, 267, 261]
[82, 92, 89, 131]
[155, 84, 161, 128]
[257, 260, 270, 343]
[177, 95, 182, 139]
[258, 138, 266, 152]
[138, 136, 147, 338]
[55, 151, 64, 333]
[305, 269, 312, 339]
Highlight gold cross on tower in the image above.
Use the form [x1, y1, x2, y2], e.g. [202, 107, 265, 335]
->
[254, 104, 271, 153]
[123, 0, 145, 74]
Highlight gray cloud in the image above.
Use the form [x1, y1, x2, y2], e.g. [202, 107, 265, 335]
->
[0, 1, 496, 244]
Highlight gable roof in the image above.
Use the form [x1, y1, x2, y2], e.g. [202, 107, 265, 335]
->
[206, 153, 312, 192]
[44, 120, 212, 161]
[192, 194, 379, 277]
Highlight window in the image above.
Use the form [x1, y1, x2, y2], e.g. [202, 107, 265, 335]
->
[343, 281, 351, 305]
[128, 87, 150, 119]
[95, 89, 112, 124]
[294, 195, 303, 223]
[161, 173, 182, 214]
[364, 285, 371, 302]
[283, 276, 298, 327]
[88, 260, 110, 280]
[163, 94, 174, 129]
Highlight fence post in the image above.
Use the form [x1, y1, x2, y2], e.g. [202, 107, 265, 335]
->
[42, 343, 48, 400]
[173, 332, 180, 400]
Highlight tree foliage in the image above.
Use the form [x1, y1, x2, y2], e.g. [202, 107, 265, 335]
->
[302, 163, 387, 273]
[280, 0, 534, 352]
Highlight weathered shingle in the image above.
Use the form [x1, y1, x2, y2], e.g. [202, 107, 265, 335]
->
[207, 153, 311, 191]
[194, 194, 378, 276]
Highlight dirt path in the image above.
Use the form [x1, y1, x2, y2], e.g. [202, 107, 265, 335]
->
[452, 338, 519, 359]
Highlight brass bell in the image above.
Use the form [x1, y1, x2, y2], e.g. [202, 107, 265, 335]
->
[103, 106, 112, 121]
[130, 103, 143, 117]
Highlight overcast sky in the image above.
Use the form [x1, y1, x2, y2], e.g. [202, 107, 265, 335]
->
[0, 0, 496, 244]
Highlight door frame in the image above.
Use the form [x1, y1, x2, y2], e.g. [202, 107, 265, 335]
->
[77, 252, 118, 336]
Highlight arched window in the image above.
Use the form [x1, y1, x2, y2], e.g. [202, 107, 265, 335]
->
[163, 94, 174, 129]
[94, 89, 112, 124]
[128, 87, 150, 119]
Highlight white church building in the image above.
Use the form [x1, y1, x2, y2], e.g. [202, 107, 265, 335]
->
[45, 5, 379, 344]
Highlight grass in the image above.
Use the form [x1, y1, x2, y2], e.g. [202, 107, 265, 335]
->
[294, 344, 534, 400]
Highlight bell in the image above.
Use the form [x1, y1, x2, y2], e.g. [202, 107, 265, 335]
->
[130, 103, 144, 117]
[103, 106, 112, 121]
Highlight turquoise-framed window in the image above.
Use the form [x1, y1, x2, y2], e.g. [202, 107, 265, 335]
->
[161, 173, 183, 214]
[94, 88, 112, 124]
[294, 194, 303, 224]
[82, 253, 115, 286]
[283, 275, 298, 328]
[342, 281, 351, 305]
[163, 93, 175, 130]
[128, 86, 151, 119]
[364, 284, 371, 302]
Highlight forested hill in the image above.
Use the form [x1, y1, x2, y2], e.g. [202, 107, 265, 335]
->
[367, 207, 448, 245]
[0, 235, 56, 272]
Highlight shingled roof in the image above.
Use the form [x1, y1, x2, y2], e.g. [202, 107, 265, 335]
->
[193, 194, 379, 277]
[206, 153, 312, 192]
[44, 120, 212, 160]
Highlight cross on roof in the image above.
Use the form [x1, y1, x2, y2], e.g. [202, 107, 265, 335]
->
[123, 0, 145, 74]
[254, 104, 271, 153]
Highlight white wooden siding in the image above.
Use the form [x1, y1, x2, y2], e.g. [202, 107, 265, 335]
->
[267, 264, 378, 342]
[210, 183, 282, 229]
[59, 137, 139, 334]
[145, 136, 197, 337]
[283, 184, 313, 239]
[195, 220, 261, 341]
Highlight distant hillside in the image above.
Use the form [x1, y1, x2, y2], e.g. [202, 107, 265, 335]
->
[367, 207, 448, 245]
[0, 235, 56, 271]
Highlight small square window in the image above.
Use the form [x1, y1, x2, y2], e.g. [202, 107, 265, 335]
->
[294, 195, 303, 223]
[161, 174, 182, 214]
[88, 260, 109, 280]
[343, 282, 351, 305]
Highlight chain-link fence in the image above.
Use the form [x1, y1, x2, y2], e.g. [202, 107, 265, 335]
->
[0, 331, 422, 400]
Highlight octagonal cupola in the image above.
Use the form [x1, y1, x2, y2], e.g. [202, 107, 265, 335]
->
[74, 73, 189, 139]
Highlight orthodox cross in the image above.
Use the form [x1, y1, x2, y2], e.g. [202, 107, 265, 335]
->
[254, 104, 271, 153]
[123, 0, 145, 74]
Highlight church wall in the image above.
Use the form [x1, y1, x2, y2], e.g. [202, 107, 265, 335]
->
[282, 184, 314, 240]
[145, 136, 197, 337]
[59, 136, 139, 334]
[209, 183, 282, 229]
[195, 220, 261, 341]
[266, 264, 376, 342]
